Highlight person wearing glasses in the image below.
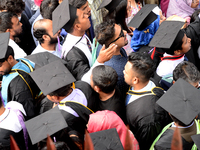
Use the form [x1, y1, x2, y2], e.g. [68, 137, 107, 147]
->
[95, 20, 129, 102]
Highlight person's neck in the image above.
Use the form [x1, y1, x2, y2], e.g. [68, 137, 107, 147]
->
[41, 43, 56, 51]
[132, 81, 149, 91]
[99, 89, 115, 101]
[0, 107, 5, 116]
[58, 88, 73, 102]
[113, 47, 122, 55]
[10, 36, 14, 41]
[71, 30, 85, 37]
[12, 59, 19, 67]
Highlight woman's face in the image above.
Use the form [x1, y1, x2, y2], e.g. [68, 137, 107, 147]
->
[191, 0, 199, 8]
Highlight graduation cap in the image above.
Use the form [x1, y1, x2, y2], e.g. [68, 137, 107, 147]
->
[149, 21, 185, 49]
[157, 78, 200, 125]
[30, 60, 76, 95]
[25, 52, 67, 68]
[0, 32, 11, 60]
[89, 128, 124, 150]
[128, 4, 157, 31]
[191, 134, 200, 149]
[25, 106, 68, 145]
[52, 0, 77, 35]
[97, 0, 123, 13]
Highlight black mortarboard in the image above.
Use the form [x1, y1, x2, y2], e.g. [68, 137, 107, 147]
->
[157, 78, 200, 125]
[25, 106, 68, 145]
[128, 4, 157, 31]
[30, 60, 76, 95]
[89, 128, 123, 150]
[149, 21, 185, 49]
[25, 52, 67, 68]
[97, 0, 123, 13]
[191, 134, 200, 149]
[0, 32, 10, 60]
[52, 0, 77, 35]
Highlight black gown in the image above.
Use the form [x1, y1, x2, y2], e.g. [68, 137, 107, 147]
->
[126, 87, 172, 150]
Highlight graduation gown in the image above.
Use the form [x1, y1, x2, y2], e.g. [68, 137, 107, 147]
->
[64, 47, 90, 80]
[126, 87, 172, 150]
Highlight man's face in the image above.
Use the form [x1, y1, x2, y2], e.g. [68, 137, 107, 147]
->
[79, 1, 91, 16]
[11, 16, 22, 37]
[0, 60, 12, 75]
[123, 61, 135, 86]
[181, 34, 191, 54]
[191, 0, 199, 8]
[109, 24, 128, 48]
[76, 9, 91, 31]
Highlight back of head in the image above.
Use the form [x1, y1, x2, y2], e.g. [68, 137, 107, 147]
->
[95, 19, 115, 48]
[191, 9, 200, 23]
[0, 11, 17, 33]
[0, 46, 14, 63]
[92, 65, 118, 94]
[173, 61, 200, 84]
[48, 84, 72, 97]
[0, 0, 25, 14]
[128, 52, 155, 83]
[40, 0, 59, 20]
[68, 0, 87, 8]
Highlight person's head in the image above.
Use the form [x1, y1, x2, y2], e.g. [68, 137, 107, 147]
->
[191, 0, 199, 8]
[169, 114, 194, 126]
[0, 46, 14, 75]
[104, 0, 130, 33]
[167, 31, 191, 55]
[67, 8, 90, 34]
[33, 19, 61, 45]
[0, 0, 25, 16]
[95, 20, 128, 49]
[173, 61, 200, 88]
[46, 84, 72, 103]
[191, 9, 200, 23]
[69, 0, 91, 16]
[40, 0, 59, 20]
[123, 52, 155, 87]
[0, 12, 22, 39]
[90, 65, 118, 94]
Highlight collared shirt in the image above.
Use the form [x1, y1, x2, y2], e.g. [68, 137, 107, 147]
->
[31, 43, 62, 58]
[58, 88, 88, 117]
[8, 39, 27, 59]
[156, 53, 185, 77]
[126, 80, 156, 105]
[62, 33, 92, 66]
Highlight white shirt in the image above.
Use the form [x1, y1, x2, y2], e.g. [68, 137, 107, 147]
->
[31, 43, 62, 58]
[156, 53, 184, 77]
[9, 39, 27, 59]
[127, 81, 156, 105]
[58, 88, 88, 117]
[31, 14, 43, 46]
[62, 33, 92, 66]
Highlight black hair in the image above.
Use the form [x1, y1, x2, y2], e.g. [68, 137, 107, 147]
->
[104, 0, 131, 33]
[173, 61, 200, 84]
[33, 20, 48, 44]
[169, 114, 194, 127]
[66, 15, 78, 33]
[68, 0, 87, 8]
[48, 84, 72, 97]
[128, 52, 155, 83]
[0, 0, 25, 14]
[40, 0, 59, 20]
[95, 19, 115, 48]
[92, 65, 118, 94]
[167, 30, 184, 55]
[191, 9, 200, 23]
[0, 11, 18, 32]
[0, 46, 14, 63]
[41, 141, 70, 150]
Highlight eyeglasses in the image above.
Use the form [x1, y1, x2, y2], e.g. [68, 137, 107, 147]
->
[109, 27, 125, 45]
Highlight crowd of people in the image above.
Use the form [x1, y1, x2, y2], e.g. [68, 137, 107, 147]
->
[0, 0, 200, 149]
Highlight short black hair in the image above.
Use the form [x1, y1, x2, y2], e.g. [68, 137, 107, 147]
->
[95, 19, 115, 48]
[92, 65, 118, 94]
[68, 0, 87, 8]
[40, 0, 59, 20]
[169, 114, 194, 127]
[33, 20, 48, 44]
[0, 0, 25, 14]
[128, 52, 155, 83]
[48, 84, 72, 97]
[0, 11, 18, 32]
[191, 9, 200, 23]
[173, 61, 200, 84]
[0, 46, 14, 63]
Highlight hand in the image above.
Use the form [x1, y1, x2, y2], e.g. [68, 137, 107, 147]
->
[97, 44, 117, 63]
[129, 26, 135, 32]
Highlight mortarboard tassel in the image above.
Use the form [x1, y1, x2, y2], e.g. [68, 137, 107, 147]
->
[47, 135, 56, 150]
[10, 135, 20, 150]
[171, 126, 182, 150]
[84, 130, 94, 150]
